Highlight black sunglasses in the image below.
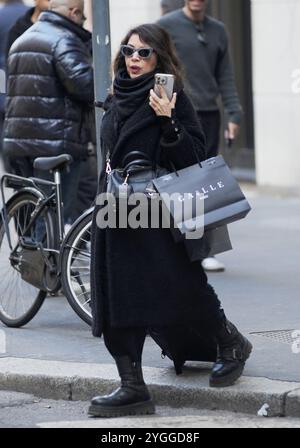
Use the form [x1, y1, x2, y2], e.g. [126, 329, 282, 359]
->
[120, 45, 154, 59]
[195, 24, 207, 46]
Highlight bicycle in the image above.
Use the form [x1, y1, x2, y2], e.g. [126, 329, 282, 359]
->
[0, 154, 93, 328]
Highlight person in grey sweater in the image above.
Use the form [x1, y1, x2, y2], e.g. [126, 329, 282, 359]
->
[161, 0, 184, 15]
[158, 0, 243, 272]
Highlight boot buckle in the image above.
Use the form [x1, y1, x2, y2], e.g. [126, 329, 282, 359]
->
[232, 348, 243, 360]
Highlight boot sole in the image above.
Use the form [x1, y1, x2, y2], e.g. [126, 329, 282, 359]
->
[88, 400, 155, 418]
[209, 338, 253, 388]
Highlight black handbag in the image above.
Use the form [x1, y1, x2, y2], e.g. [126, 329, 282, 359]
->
[184, 225, 232, 262]
[106, 151, 168, 199]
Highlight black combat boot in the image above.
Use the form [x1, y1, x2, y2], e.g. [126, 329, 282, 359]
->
[210, 319, 253, 387]
[88, 356, 155, 417]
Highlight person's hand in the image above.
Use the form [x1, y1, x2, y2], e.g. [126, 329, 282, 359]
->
[224, 122, 240, 141]
[149, 86, 177, 118]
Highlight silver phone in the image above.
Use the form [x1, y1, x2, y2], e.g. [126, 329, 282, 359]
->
[154, 73, 174, 101]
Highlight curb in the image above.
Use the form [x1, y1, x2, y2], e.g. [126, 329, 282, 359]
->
[0, 357, 300, 418]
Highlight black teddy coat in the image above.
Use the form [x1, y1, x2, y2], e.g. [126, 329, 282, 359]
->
[90, 89, 221, 337]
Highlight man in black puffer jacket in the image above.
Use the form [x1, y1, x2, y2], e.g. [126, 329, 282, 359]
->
[3, 0, 94, 224]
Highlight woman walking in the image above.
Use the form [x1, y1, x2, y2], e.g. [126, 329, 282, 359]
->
[89, 23, 252, 418]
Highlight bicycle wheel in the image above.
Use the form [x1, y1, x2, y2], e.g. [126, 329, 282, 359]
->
[61, 211, 92, 326]
[0, 191, 54, 327]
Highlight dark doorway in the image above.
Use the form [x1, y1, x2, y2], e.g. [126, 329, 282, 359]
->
[208, 0, 255, 180]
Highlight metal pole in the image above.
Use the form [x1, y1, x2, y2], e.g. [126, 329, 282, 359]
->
[92, 0, 112, 174]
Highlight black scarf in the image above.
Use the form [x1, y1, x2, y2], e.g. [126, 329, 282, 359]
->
[113, 69, 155, 123]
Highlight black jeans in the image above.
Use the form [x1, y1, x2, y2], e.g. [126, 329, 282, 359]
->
[75, 154, 98, 218]
[103, 310, 225, 363]
[0, 111, 4, 155]
[103, 326, 147, 362]
[197, 110, 221, 159]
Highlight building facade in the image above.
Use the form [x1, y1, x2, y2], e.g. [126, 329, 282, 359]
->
[23, 0, 300, 188]
[251, 0, 300, 188]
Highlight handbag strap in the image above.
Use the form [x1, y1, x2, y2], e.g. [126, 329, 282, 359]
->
[120, 146, 202, 178]
[121, 151, 152, 167]
[123, 159, 153, 174]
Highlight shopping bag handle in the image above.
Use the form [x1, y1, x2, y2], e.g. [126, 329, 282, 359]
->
[169, 147, 202, 177]
[192, 147, 203, 168]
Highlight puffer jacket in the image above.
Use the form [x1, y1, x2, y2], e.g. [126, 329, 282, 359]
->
[3, 11, 94, 161]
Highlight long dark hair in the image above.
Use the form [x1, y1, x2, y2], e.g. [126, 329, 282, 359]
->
[113, 23, 184, 85]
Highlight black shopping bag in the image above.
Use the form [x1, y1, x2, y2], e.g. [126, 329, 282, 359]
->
[153, 155, 251, 240]
[184, 225, 233, 262]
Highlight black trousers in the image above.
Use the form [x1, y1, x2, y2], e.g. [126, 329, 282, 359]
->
[103, 326, 147, 362]
[0, 111, 4, 155]
[103, 310, 225, 363]
[197, 110, 221, 159]
[9, 156, 81, 224]
[75, 154, 98, 218]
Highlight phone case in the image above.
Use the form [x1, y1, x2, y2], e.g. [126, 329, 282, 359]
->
[154, 74, 174, 101]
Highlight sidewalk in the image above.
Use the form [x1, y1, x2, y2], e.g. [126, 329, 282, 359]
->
[0, 184, 300, 418]
[0, 357, 300, 418]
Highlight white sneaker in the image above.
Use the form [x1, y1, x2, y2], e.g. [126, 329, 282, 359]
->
[64, 223, 72, 235]
[201, 257, 225, 272]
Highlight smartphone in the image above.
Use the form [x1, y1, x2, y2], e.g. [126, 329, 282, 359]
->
[154, 73, 174, 101]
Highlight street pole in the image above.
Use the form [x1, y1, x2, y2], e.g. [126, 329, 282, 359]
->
[91, 0, 112, 173]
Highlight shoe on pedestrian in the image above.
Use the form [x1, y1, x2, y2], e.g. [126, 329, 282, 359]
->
[202, 257, 225, 272]
[88, 356, 155, 418]
[64, 223, 72, 235]
[210, 319, 252, 387]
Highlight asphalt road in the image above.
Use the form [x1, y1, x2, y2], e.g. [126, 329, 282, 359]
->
[1, 391, 300, 428]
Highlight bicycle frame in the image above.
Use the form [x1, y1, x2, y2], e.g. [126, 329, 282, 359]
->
[0, 163, 94, 324]
[0, 170, 65, 252]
